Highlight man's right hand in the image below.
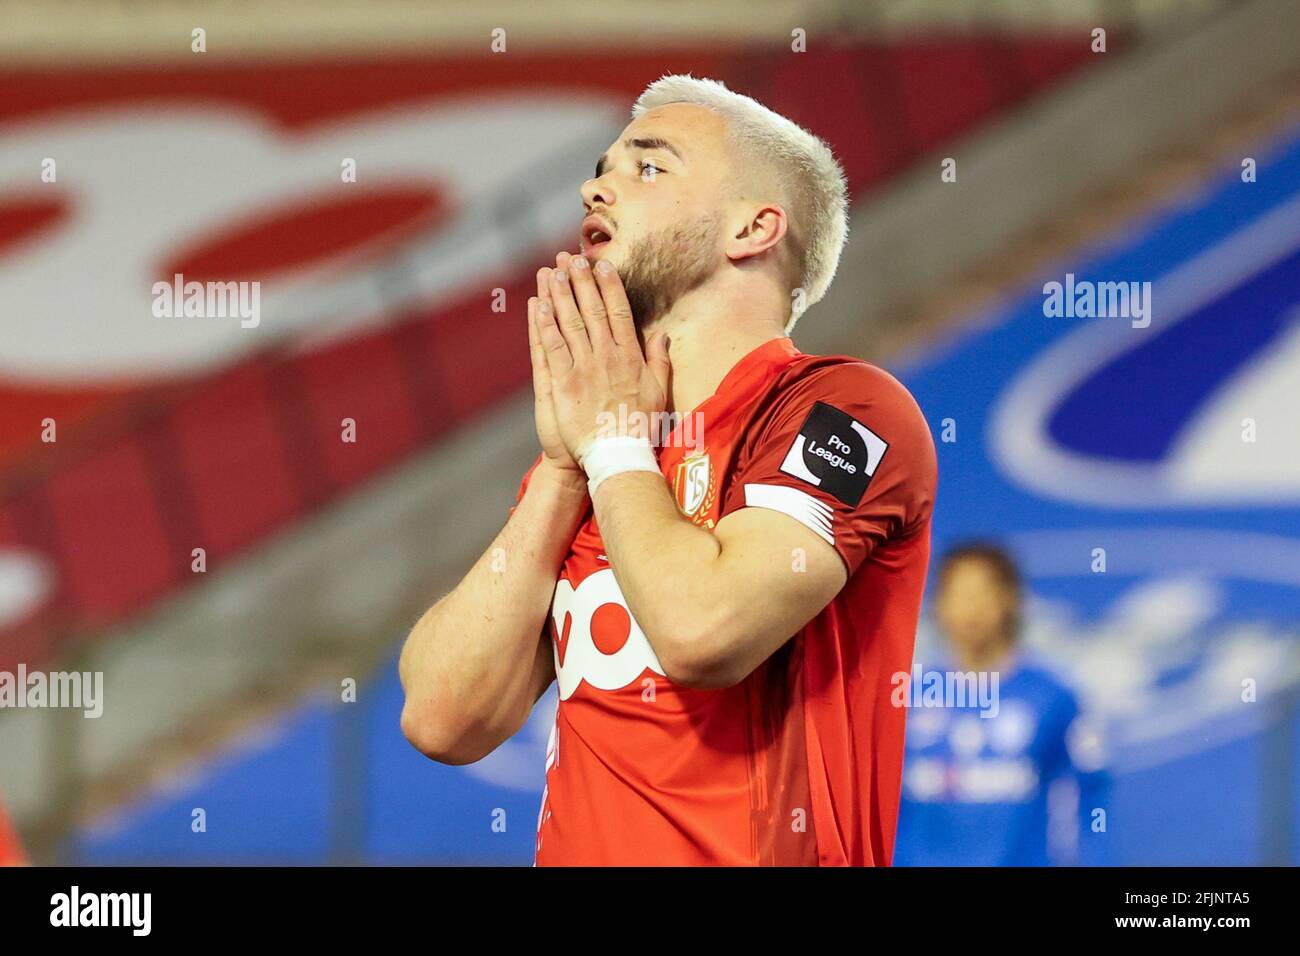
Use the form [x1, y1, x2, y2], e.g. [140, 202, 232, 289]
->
[530, 260, 588, 487]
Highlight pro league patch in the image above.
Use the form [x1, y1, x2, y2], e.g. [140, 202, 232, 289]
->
[778, 401, 888, 506]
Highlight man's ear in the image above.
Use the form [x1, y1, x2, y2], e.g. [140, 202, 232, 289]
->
[724, 203, 787, 263]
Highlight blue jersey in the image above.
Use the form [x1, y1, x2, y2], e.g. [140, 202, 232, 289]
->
[894, 652, 1109, 866]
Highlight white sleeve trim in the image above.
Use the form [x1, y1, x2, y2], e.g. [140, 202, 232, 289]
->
[743, 483, 835, 546]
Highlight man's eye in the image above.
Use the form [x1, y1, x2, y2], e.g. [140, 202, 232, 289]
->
[637, 160, 661, 178]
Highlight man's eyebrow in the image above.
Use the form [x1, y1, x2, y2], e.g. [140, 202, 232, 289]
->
[595, 136, 685, 178]
[627, 136, 684, 161]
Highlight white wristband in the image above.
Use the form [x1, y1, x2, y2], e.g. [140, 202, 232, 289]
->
[578, 435, 660, 496]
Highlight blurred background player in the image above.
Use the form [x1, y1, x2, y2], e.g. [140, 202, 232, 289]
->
[894, 543, 1110, 866]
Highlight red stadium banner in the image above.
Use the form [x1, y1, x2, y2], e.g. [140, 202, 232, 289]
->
[0, 40, 1099, 667]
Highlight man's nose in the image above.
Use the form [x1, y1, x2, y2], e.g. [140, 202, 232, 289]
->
[581, 176, 613, 210]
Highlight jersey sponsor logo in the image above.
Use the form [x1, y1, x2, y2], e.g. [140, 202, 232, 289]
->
[904, 755, 1040, 803]
[987, 701, 1037, 755]
[549, 568, 664, 700]
[779, 401, 887, 506]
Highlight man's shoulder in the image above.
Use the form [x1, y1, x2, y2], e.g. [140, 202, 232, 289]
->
[774, 352, 924, 413]
[757, 352, 933, 461]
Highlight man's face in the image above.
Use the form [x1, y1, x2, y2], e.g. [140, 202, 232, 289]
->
[935, 558, 1019, 661]
[580, 103, 734, 327]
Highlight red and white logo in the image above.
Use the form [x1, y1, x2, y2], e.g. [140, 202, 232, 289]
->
[549, 568, 663, 700]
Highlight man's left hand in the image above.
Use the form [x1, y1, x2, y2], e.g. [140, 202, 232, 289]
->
[532, 251, 671, 462]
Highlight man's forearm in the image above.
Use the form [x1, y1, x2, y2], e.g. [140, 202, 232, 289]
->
[590, 470, 724, 669]
[400, 462, 588, 739]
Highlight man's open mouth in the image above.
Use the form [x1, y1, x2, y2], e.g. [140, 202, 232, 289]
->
[580, 216, 614, 254]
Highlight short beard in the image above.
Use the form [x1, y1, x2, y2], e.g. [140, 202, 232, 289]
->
[617, 211, 723, 330]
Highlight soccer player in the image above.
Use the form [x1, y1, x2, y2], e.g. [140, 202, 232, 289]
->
[399, 75, 937, 865]
[894, 544, 1110, 866]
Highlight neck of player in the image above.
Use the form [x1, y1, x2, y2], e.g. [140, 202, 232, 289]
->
[639, 271, 791, 416]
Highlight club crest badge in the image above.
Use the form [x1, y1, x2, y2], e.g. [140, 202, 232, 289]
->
[673, 450, 716, 527]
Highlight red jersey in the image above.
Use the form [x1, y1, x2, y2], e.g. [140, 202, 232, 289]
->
[512, 336, 936, 866]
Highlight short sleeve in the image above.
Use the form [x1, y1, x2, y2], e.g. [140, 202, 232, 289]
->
[508, 452, 547, 518]
[724, 362, 936, 577]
